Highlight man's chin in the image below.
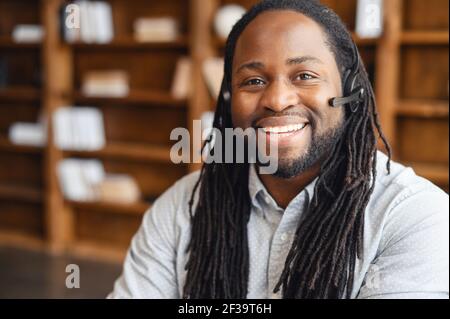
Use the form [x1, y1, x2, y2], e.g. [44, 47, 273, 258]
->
[272, 157, 311, 179]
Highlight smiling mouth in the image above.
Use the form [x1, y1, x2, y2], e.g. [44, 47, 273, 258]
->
[257, 122, 310, 147]
[261, 123, 307, 134]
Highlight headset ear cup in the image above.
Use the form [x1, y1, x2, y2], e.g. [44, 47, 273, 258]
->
[342, 68, 352, 97]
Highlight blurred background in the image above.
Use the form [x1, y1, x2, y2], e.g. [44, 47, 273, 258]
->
[0, 0, 448, 298]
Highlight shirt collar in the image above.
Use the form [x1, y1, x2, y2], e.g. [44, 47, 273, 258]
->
[248, 163, 318, 211]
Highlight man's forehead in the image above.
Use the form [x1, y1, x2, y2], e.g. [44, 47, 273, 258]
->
[233, 10, 329, 66]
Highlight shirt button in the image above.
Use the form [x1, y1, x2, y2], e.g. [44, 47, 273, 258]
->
[280, 233, 288, 241]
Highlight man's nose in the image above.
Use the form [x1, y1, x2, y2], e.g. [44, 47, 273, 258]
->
[259, 79, 300, 113]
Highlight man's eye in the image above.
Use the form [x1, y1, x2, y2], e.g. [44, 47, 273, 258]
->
[244, 78, 265, 86]
[295, 73, 315, 80]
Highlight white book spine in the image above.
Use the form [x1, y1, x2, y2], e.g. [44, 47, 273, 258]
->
[79, 1, 94, 43]
[95, 1, 114, 43]
[53, 107, 71, 150]
[355, 0, 384, 38]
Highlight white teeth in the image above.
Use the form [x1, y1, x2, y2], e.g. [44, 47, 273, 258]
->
[262, 123, 306, 134]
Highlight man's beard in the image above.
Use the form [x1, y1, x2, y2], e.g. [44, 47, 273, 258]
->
[273, 124, 345, 179]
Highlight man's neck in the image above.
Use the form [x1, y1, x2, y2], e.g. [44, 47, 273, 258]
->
[257, 162, 321, 209]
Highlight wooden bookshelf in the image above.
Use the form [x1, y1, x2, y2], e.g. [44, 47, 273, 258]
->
[67, 199, 150, 216]
[401, 30, 449, 45]
[0, 87, 41, 102]
[0, 230, 45, 251]
[396, 0, 449, 191]
[70, 36, 189, 50]
[0, 183, 43, 203]
[0, 37, 41, 49]
[71, 90, 187, 107]
[64, 142, 172, 163]
[0, 0, 448, 263]
[0, 0, 46, 252]
[0, 135, 42, 154]
[397, 99, 449, 118]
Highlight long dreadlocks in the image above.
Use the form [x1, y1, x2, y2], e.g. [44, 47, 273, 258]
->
[183, 0, 391, 299]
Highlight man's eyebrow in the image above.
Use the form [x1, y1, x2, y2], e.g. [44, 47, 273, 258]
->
[235, 56, 323, 74]
[235, 61, 265, 74]
[286, 55, 324, 65]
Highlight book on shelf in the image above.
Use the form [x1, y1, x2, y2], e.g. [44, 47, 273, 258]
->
[12, 24, 44, 43]
[53, 106, 105, 151]
[133, 17, 179, 42]
[8, 122, 46, 147]
[58, 159, 141, 204]
[58, 158, 105, 201]
[202, 57, 224, 99]
[62, 0, 113, 44]
[171, 57, 192, 100]
[93, 174, 141, 204]
[355, 0, 383, 39]
[81, 70, 130, 97]
[8, 113, 47, 147]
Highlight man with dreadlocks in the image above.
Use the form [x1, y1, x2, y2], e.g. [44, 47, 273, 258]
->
[109, 0, 448, 299]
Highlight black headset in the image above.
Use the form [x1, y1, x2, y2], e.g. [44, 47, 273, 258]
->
[328, 42, 365, 113]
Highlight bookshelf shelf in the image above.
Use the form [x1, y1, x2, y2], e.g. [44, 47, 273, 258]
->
[70, 36, 189, 51]
[397, 99, 449, 118]
[0, 87, 41, 102]
[0, 136, 43, 154]
[67, 199, 150, 216]
[0, 37, 41, 49]
[64, 142, 172, 163]
[71, 90, 186, 108]
[0, 183, 43, 204]
[401, 31, 449, 45]
[0, 230, 45, 251]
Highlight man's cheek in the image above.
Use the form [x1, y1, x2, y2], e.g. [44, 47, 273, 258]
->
[231, 104, 254, 129]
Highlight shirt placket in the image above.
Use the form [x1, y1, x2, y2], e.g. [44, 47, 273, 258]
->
[266, 193, 307, 299]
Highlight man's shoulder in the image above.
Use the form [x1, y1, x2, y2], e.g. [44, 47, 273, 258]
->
[374, 151, 447, 195]
[170, 169, 202, 195]
[372, 151, 448, 220]
[154, 169, 201, 208]
[140, 170, 201, 234]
